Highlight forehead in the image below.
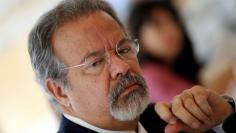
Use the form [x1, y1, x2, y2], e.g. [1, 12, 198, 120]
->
[51, 11, 125, 65]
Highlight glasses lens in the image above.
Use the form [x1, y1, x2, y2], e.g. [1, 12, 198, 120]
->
[63, 39, 139, 75]
[83, 55, 106, 75]
[116, 39, 139, 59]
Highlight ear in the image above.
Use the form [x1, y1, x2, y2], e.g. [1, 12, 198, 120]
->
[45, 78, 70, 107]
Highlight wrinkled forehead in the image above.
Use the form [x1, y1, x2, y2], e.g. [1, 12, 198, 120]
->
[78, 12, 125, 50]
[51, 11, 126, 65]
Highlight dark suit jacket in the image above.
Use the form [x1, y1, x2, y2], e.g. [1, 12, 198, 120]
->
[58, 104, 166, 133]
[58, 104, 219, 133]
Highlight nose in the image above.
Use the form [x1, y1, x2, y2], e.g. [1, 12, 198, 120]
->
[108, 54, 130, 79]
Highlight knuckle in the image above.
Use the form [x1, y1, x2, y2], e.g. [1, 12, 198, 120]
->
[172, 101, 183, 115]
[156, 101, 166, 107]
[191, 85, 204, 94]
[184, 116, 196, 125]
[192, 85, 203, 90]
[155, 102, 165, 112]
[155, 102, 162, 109]
[196, 96, 207, 104]
[197, 89, 206, 96]
[161, 111, 172, 120]
[182, 89, 191, 95]
[201, 115, 209, 121]
[173, 94, 180, 100]
[184, 98, 194, 108]
[182, 89, 188, 93]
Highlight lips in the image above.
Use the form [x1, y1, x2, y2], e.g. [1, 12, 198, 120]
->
[120, 82, 139, 97]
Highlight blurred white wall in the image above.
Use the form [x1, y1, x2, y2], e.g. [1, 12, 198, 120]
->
[0, 0, 61, 133]
[175, 0, 236, 63]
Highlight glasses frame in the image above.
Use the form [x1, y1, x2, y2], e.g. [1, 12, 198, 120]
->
[60, 38, 139, 71]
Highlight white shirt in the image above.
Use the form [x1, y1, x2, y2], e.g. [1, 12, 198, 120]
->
[64, 114, 147, 133]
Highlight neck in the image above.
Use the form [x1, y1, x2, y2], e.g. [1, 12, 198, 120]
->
[62, 107, 139, 131]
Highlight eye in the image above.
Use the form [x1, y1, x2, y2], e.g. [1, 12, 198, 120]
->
[118, 47, 131, 54]
[88, 58, 105, 68]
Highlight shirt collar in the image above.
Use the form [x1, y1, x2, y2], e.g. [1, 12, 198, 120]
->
[63, 113, 147, 133]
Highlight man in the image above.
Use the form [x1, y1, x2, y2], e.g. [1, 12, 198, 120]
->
[28, 0, 235, 132]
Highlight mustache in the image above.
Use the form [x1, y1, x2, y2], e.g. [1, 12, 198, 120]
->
[110, 73, 147, 103]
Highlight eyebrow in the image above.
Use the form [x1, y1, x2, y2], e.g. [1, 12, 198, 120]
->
[80, 36, 128, 63]
[80, 49, 105, 64]
[117, 37, 127, 47]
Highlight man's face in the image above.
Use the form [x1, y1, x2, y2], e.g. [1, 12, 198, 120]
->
[51, 11, 148, 121]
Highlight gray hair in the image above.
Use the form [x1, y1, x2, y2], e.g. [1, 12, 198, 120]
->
[28, 0, 124, 91]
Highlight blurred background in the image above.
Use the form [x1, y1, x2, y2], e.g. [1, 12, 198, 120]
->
[0, 0, 235, 132]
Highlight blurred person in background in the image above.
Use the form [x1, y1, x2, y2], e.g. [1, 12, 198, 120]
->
[201, 31, 236, 99]
[128, 0, 201, 102]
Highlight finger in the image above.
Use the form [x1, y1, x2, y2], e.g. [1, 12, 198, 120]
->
[165, 120, 206, 133]
[155, 102, 177, 124]
[191, 86, 213, 116]
[165, 121, 202, 133]
[181, 91, 211, 123]
[165, 122, 183, 133]
[171, 95, 201, 129]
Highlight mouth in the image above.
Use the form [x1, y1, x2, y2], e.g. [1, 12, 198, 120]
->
[119, 82, 139, 98]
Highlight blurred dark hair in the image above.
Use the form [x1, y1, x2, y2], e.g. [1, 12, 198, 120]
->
[128, 0, 200, 83]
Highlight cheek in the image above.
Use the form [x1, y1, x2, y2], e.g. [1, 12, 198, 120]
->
[68, 70, 108, 98]
[86, 73, 111, 111]
[127, 59, 142, 74]
[68, 70, 112, 112]
[80, 74, 110, 99]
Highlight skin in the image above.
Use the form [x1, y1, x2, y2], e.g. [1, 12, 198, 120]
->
[46, 11, 142, 131]
[233, 64, 236, 87]
[140, 8, 183, 64]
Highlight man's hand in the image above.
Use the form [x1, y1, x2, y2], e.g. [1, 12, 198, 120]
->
[155, 85, 234, 133]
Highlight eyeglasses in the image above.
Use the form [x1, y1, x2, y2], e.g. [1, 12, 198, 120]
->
[61, 38, 139, 75]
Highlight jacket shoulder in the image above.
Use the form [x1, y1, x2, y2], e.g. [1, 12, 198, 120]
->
[58, 115, 97, 133]
[140, 104, 167, 132]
